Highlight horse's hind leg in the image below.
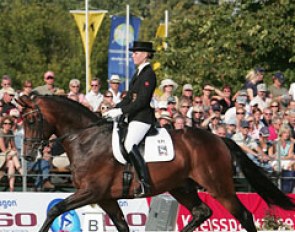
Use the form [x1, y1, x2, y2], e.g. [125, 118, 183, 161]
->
[39, 189, 95, 232]
[99, 199, 129, 232]
[169, 181, 212, 232]
[214, 194, 257, 232]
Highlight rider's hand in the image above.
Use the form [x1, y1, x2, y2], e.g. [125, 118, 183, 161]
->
[106, 108, 123, 119]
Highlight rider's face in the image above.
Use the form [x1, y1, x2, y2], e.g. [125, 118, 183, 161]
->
[132, 51, 148, 66]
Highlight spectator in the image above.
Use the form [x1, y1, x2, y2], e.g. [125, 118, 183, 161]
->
[215, 124, 227, 138]
[103, 90, 115, 107]
[85, 78, 103, 112]
[158, 78, 178, 102]
[27, 145, 55, 191]
[269, 100, 281, 118]
[232, 120, 264, 166]
[225, 118, 237, 138]
[177, 97, 192, 127]
[166, 96, 178, 117]
[261, 107, 273, 127]
[157, 111, 173, 129]
[268, 72, 289, 109]
[181, 84, 194, 101]
[173, 115, 185, 130]
[269, 124, 295, 171]
[201, 84, 213, 112]
[0, 75, 14, 99]
[268, 116, 282, 141]
[255, 67, 265, 85]
[97, 100, 113, 118]
[287, 109, 295, 140]
[235, 107, 246, 132]
[19, 80, 33, 97]
[214, 85, 235, 115]
[1, 88, 17, 116]
[191, 105, 205, 128]
[108, 75, 122, 104]
[0, 116, 23, 191]
[243, 69, 261, 100]
[250, 83, 271, 111]
[67, 79, 92, 110]
[33, 71, 58, 95]
[289, 82, 295, 101]
[224, 95, 247, 125]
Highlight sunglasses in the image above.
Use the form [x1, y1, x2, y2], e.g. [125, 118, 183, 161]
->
[194, 111, 203, 114]
[101, 106, 110, 110]
[71, 85, 80, 88]
[24, 85, 32, 88]
[91, 84, 98, 87]
[236, 112, 245, 115]
[104, 95, 113, 98]
[3, 122, 12, 125]
[46, 76, 54, 80]
[181, 105, 190, 108]
[271, 105, 279, 107]
[195, 101, 202, 104]
[264, 113, 273, 115]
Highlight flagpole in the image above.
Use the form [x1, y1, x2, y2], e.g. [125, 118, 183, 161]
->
[125, 4, 130, 91]
[85, 0, 89, 93]
[165, 10, 168, 37]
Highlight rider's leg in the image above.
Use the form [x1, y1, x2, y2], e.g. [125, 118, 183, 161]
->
[125, 121, 151, 196]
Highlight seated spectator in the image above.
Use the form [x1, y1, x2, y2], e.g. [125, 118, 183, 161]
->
[167, 96, 178, 117]
[287, 109, 295, 140]
[215, 124, 227, 138]
[289, 82, 295, 101]
[157, 111, 173, 129]
[181, 84, 194, 101]
[173, 115, 185, 130]
[201, 84, 213, 112]
[177, 97, 192, 127]
[201, 110, 222, 133]
[67, 79, 92, 110]
[103, 90, 115, 107]
[268, 116, 282, 141]
[0, 75, 14, 100]
[260, 107, 273, 127]
[269, 124, 295, 171]
[232, 120, 264, 166]
[235, 107, 246, 132]
[19, 80, 33, 97]
[85, 78, 103, 112]
[1, 88, 17, 116]
[225, 118, 237, 138]
[269, 100, 281, 118]
[191, 105, 204, 128]
[0, 116, 23, 192]
[224, 95, 247, 125]
[27, 145, 55, 191]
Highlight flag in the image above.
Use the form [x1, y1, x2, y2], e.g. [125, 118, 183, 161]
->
[108, 15, 141, 91]
[71, 10, 107, 84]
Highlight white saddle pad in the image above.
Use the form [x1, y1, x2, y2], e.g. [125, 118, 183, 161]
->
[112, 122, 175, 164]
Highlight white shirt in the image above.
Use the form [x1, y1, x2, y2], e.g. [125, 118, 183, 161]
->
[109, 88, 121, 104]
[289, 83, 295, 100]
[85, 90, 103, 112]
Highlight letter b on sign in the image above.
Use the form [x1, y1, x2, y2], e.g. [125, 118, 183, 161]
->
[83, 213, 104, 232]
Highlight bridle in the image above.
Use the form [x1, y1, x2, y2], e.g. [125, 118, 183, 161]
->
[22, 104, 48, 155]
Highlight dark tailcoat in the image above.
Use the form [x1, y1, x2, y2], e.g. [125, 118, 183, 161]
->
[116, 64, 156, 124]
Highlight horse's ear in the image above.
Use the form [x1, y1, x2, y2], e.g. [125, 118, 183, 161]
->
[15, 95, 34, 108]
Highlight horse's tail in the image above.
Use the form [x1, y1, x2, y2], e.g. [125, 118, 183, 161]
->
[222, 137, 295, 210]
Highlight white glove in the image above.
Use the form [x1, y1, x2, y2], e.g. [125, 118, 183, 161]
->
[106, 108, 123, 119]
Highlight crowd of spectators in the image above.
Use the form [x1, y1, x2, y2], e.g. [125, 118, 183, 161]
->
[0, 67, 295, 193]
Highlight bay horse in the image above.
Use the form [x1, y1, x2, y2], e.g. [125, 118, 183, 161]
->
[16, 95, 295, 232]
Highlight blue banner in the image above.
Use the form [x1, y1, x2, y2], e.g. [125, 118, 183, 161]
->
[108, 15, 141, 91]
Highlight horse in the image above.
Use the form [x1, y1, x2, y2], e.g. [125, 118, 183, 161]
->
[16, 95, 295, 232]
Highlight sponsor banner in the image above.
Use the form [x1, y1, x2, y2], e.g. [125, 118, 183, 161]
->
[1, 192, 295, 231]
[107, 15, 141, 91]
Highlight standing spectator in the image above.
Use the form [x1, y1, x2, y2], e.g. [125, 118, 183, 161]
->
[250, 83, 271, 111]
[0, 75, 14, 99]
[243, 69, 261, 101]
[33, 71, 58, 95]
[108, 75, 122, 104]
[19, 80, 33, 96]
[1, 88, 17, 116]
[0, 116, 23, 191]
[173, 115, 185, 130]
[67, 79, 92, 110]
[158, 78, 178, 102]
[268, 72, 289, 108]
[85, 78, 103, 112]
[255, 67, 265, 85]
[181, 84, 194, 101]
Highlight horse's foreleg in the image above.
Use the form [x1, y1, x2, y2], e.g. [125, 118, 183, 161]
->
[99, 200, 129, 232]
[169, 182, 212, 232]
[39, 189, 94, 232]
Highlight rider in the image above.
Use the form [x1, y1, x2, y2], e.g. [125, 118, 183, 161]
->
[106, 41, 156, 195]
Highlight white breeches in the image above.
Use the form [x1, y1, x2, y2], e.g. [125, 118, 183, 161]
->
[124, 121, 151, 153]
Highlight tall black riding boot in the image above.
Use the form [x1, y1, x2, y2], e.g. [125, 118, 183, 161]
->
[129, 145, 151, 197]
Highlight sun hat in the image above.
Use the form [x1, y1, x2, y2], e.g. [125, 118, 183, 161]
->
[159, 111, 172, 121]
[182, 84, 193, 91]
[9, 108, 20, 118]
[3, 87, 15, 95]
[108, 75, 121, 84]
[129, 41, 155, 53]
[158, 101, 168, 109]
[159, 79, 178, 92]
[44, 71, 55, 79]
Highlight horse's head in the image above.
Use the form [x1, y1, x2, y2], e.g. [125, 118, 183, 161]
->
[16, 95, 51, 162]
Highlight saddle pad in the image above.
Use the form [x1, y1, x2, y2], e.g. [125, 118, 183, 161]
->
[112, 122, 175, 164]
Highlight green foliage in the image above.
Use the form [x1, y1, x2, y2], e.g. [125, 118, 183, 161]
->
[0, 0, 293, 94]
